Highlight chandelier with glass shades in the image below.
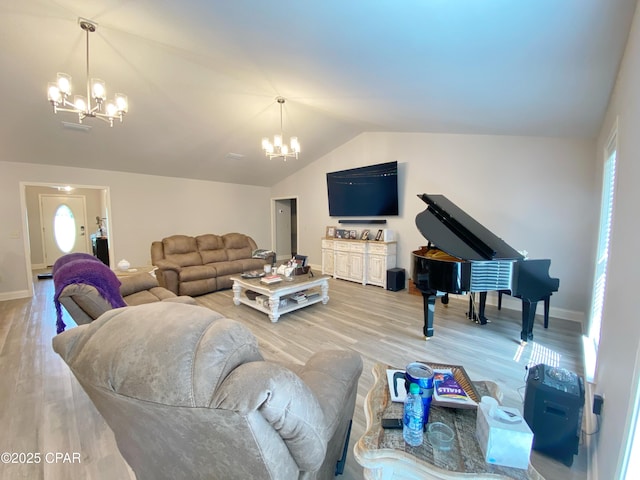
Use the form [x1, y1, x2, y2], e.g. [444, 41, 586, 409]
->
[47, 18, 128, 127]
[262, 97, 300, 160]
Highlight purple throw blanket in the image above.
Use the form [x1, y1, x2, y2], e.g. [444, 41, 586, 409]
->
[53, 258, 126, 333]
[52, 252, 101, 277]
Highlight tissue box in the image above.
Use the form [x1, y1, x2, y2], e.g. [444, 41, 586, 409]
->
[476, 403, 533, 470]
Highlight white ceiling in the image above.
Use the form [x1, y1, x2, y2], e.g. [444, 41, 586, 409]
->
[0, 0, 636, 186]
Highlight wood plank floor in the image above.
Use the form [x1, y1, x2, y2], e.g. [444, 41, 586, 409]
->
[0, 274, 588, 479]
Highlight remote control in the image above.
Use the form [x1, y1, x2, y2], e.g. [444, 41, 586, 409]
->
[381, 418, 403, 429]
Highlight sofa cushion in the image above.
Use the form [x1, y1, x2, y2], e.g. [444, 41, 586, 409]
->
[163, 236, 202, 267]
[124, 287, 180, 305]
[166, 252, 202, 268]
[179, 265, 217, 282]
[209, 261, 243, 277]
[179, 278, 218, 297]
[201, 250, 228, 264]
[223, 233, 251, 249]
[198, 234, 228, 264]
[227, 247, 252, 261]
[196, 234, 225, 251]
[119, 272, 160, 297]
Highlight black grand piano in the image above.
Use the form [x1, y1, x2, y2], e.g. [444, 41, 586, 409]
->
[412, 193, 560, 343]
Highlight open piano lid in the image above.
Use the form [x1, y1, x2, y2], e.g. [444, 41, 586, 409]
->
[415, 194, 524, 262]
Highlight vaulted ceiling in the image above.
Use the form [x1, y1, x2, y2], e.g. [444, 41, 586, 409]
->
[0, 1, 636, 186]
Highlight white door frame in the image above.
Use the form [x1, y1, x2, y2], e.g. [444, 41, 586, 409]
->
[19, 182, 113, 297]
[270, 195, 299, 261]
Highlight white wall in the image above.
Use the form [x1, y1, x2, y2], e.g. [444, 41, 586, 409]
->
[593, 2, 640, 478]
[0, 161, 271, 299]
[272, 132, 597, 320]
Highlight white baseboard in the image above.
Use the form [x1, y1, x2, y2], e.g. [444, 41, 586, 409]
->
[31, 263, 47, 270]
[0, 290, 32, 301]
[307, 267, 586, 325]
[450, 291, 585, 325]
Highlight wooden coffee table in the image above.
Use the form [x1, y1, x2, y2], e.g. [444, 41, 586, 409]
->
[230, 273, 330, 322]
[354, 363, 545, 480]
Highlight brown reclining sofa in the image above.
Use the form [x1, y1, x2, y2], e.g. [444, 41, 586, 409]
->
[151, 233, 269, 296]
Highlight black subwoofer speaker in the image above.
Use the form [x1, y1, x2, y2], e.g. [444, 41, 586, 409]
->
[523, 364, 584, 466]
[386, 268, 405, 291]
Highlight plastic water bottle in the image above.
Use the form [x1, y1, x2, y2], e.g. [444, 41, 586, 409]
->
[403, 382, 424, 446]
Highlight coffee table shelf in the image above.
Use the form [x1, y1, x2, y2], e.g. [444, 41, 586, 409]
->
[231, 274, 330, 322]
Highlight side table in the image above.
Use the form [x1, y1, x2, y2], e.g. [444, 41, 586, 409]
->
[354, 363, 544, 480]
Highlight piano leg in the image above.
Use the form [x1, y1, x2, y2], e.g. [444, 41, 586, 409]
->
[544, 295, 551, 329]
[469, 292, 489, 324]
[421, 292, 436, 339]
[478, 291, 488, 325]
[521, 300, 538, 342]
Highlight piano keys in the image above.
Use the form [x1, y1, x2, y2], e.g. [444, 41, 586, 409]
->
[411, 193, 560, 343]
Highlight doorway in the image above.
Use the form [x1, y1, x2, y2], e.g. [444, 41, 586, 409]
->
[20, 182, 112, 295]
[40, 194, 89, 267]
[271, 197, 298, 262]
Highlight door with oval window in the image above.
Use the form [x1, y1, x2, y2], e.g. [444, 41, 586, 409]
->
[40, 195, 89, 267]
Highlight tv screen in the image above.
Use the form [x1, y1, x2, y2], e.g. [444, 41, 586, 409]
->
[326, 161, 399, 217]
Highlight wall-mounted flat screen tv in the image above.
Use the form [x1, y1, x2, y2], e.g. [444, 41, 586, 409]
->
[326, 161, 399, 216]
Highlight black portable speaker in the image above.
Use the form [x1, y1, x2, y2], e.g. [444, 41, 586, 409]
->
[523, 364, 584, 466]
[386, 268, 405, 291]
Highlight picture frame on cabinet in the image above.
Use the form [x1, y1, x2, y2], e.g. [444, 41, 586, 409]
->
[360, 229, 370, 240]
[374, 229, 384, 241]
[294, 254, 308, 267]
[349, 230, 357, 239]
[335, 229, 347, 239]
[326, 226, 336, 238]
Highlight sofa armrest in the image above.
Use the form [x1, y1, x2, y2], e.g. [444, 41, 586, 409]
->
[153, 260, 181, 294]
[58, 283, 114, 323]
[294, 350, 363, 436]
[213, 362, 328, 471]
[154, 259, 181, 272]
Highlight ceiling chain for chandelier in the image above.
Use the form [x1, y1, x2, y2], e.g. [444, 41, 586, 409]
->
[262, 97, 300, 160]
[47, 18, 128, 127]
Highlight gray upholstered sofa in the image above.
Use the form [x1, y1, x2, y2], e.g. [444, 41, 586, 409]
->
[57, 271, 196, 327]
[151, 233, 269, 296]
[53, 252, 196, 333]
[53, 302, 363, 480]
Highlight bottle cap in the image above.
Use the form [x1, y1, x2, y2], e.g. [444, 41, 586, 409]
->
[409, 382, 421, 394]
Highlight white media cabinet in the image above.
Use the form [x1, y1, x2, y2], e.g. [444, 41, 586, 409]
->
[321, 238, 397, 289]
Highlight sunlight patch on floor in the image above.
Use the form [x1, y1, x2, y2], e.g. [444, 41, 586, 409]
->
[513, 341, 561, 368]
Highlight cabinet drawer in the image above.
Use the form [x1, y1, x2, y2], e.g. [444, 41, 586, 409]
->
[349, 242, 366, 253]
[335, 241, 351, 251]
[369, 242, 396, 255]
[322, 240, 334, 249]
[368, 243, 387, 255]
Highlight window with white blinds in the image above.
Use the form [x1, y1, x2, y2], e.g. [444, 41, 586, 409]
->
[584, 127, 617, 382]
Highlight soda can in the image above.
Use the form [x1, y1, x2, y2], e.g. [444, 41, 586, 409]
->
[404, 362, 434, 425]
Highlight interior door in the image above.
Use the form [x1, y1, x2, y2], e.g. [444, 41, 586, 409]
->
[40, 194, 89, 267]
[275, 199, 293, 261]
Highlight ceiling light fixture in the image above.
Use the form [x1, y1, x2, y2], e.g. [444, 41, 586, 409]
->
[262, 97, 300, 160]
[47, 18, 128, 127]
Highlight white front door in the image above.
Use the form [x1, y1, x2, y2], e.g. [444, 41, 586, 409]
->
[40, 194, 89, 267]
